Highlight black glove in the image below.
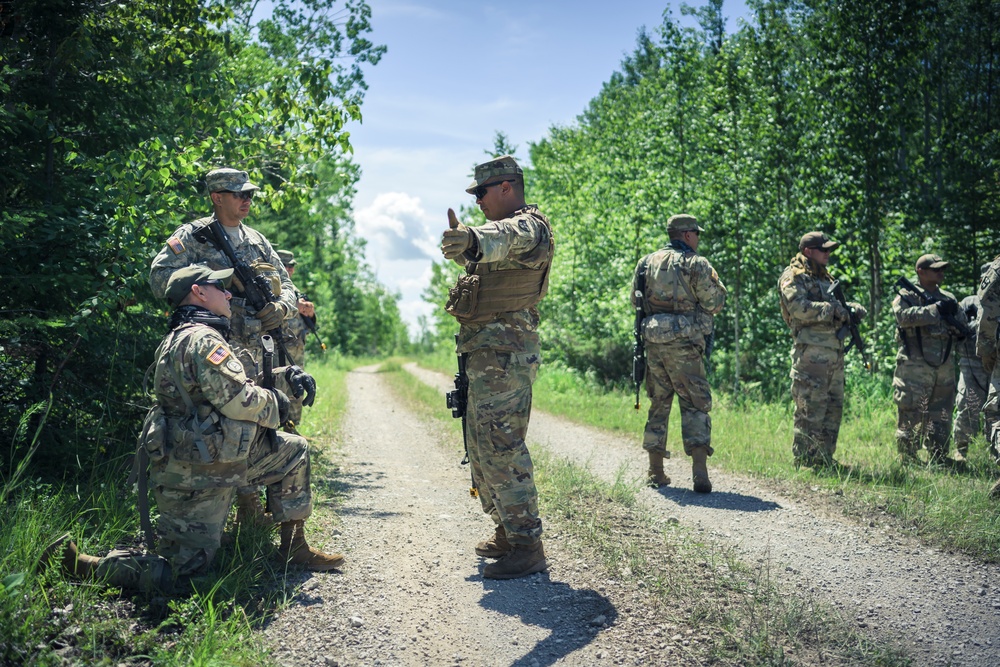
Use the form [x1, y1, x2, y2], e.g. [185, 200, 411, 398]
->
[937, 300, 958, 318]
[269, 388, 290, 424]
[256, 301, 288, 331]
[284, 366, 317, 407]
[964, 303, 978, 321]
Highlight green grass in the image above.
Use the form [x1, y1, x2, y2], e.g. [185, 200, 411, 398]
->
[0, 353, 359, 666]
[382, 362, 910, 666]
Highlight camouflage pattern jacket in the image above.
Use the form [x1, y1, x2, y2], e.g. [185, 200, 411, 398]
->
[452, 205, 553, 355]
[893, 280, 964, 366]
[149, 216, 298, 351]
[977, 257, 1000, 373]
[632, 241, 727, 346]
[778, 254, 845, 350]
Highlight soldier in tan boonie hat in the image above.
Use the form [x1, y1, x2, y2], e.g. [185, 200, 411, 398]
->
[204, 168, 260, 194]
[799, 231, 840, 251]
[915, 253, 949, 271]
[465, 155, 523, 195]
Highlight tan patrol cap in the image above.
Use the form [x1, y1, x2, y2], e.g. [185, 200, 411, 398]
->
[916, 254, 948, 271]
[799, 231, 839, 251]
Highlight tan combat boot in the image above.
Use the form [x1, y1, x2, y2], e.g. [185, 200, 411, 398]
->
[691, 447, 712, 494]
[482, 541, 547, 580]
[990, 478, 1000, 500]
[41, 533, 100, 579]
[236, 492, 270, 526]
[647, 450, 670, 488]
[278, 520, 344, 571]
[475, 523, 511, 558]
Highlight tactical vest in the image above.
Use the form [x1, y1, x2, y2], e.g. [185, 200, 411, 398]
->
[446, 212, 554, 325]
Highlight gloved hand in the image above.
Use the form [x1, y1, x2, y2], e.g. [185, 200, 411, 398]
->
[284, 365, 317, 407]
[937, 300, 958, 318]
[832, 303, 851, 323]
[257, 301, 288, 331]
[441, 208, 472, 260]
[848, 302, 868, 324]
[269, 388, 290, 424]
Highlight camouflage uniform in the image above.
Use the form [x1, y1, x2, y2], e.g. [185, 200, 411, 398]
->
[282, 286, 309, 426]
[778, 253, 860, 464]
[448, 204, 553, 547]
[893, 280, 965, 459]
[953, 295, 990, 454]
[632, 241, 727, 457]
[95, 316, 313, 590]
[977, 256, 1000, 464]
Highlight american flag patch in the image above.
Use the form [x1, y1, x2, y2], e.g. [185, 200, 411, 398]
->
[206, 344, 230, 366]
[167, 237, 186, 254]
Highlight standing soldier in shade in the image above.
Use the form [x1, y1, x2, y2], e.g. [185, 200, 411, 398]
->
[276, 249, 316, 430]
[439, 155, 553, 579]
[632, 214, 726, 493]
[778, 232, 867, 468]
[149, 167, 300, 524]
[952, 264, 993, 462]
[893, 254, 967, 464]
[44, 265, 342, 593]
[976, 256, 1000, 498]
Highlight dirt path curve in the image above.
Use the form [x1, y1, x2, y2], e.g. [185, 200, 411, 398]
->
[265, 363, 999, 667]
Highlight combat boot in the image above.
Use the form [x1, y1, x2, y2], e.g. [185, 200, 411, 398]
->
[41, 533, 100, 579]
[647, 450, 670, 488]
[236, 492, 270, 526]
[482, 541, 547, 580]
[990, 478, 1000, 500]
[278, 520, 344, 571]
[475, 523, 511, 558]
[691, 447, 712, 494]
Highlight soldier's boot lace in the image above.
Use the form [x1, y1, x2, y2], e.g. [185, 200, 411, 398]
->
[475, 523, 511, 558]
[691, 447, 712, 494]
[646, 450, 670, 487]
[482, 541, 547, 580]
[278, 520, 344, 571]
[40, 533, 100, 580]
[236, 492, 271, 526]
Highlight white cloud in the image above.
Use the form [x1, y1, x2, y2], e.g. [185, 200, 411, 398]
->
[354, 192, 435, 262]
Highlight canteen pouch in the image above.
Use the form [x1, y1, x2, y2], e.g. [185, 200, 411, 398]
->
[642, 313, 694, 344]
[139, 405, 168, 462]
[446, 274, 481, 320]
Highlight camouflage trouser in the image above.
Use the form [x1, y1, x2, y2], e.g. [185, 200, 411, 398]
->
[981, 364, 1000, 463]
[953, 367, 989, 450]
[284, 338, 306, 427]
[789, 344, 844, 462]
[642, 342, 714, 457]
[893, 356, 956, 456]
[99, 431, 312, 592]
[465, 347, 542, 546]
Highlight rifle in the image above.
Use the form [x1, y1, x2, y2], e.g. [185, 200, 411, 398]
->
[632, 262, 648, 411]
[445, 334, 477, 498]
[193, 218, 289, 364]
[260, 334, 282, 451]
[298, 293, 327, 352]
[828, 279, 872, 370]
[895, 276, 974, 340]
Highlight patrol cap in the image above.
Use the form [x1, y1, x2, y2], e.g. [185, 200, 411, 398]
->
[205, 168, 259, 193]
[915, 253, 949, 271]
[799, 231, 839, 251]
[465, 155, 523, 194]
[666, 214, 704, 233]
[165, 265, 234, 306]
[276, 249, 296, 267]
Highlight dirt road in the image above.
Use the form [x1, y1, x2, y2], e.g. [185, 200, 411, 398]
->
[265, 364, 1000, 666]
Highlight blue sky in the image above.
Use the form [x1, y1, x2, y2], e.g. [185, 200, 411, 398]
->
[346, 1, 752, 335]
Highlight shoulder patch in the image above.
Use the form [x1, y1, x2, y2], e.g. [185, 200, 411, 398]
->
[167, 237, 186, 254]
[226, 359, 244, 373]
[206, 344, 230, 366]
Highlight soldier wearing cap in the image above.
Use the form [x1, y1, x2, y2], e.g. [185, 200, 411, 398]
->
[952, 264, 994, 462]
[976, 255, 1000, 494]
[45, 264, 343, 592]
[150, 167, 300, 521]
[632, 214, 726, 492]
[779, 232, 867, 468]
[276, 249, 316, 429]
[893, 253, 967, 463]
[439, 155, 553, 579]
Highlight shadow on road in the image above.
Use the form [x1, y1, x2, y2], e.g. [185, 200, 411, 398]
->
[653, 485, 782, 512]
[472, 573, 617, 667]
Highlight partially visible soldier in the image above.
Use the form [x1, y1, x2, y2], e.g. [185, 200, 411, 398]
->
[976, 255, 1000, 493]
[439, 155, 553, 579]
[150, 168, 299, 521]
[45, 265, 343, 592]
[893, 254, 967, 464]
[778, 232, 867, 468]
[951, 264, 993, 462]
[276, 249, 316, 429]
[632, 214, 727, 492]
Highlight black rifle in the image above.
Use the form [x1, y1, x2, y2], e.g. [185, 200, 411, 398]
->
[260, 334, 282, 451]
[828, 279, 872, 370]
[632, 261, 648, 411]
[445, 334, 477, 498]
[298, 293, 327, 352]
[194, 218, 289, 364]
[895, 276, 974, 340]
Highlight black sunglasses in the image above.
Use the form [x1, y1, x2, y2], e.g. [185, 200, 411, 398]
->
[195, 279, 228, 292]
[220, 190, 254, 201]
[472, 180, 515, 200]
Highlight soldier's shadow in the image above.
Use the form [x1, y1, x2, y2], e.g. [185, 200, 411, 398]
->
[652, 485, 782, 511]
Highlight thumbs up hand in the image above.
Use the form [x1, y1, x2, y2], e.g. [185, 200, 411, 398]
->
[441, 208, 472, 259]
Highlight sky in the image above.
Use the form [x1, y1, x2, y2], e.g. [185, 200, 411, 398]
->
[345, 1, 752, 336]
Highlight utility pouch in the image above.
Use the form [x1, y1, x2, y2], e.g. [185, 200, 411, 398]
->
[446, 274, 481, 320]
[642, 313, 693, 344]
[139, 405, 168, 462]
